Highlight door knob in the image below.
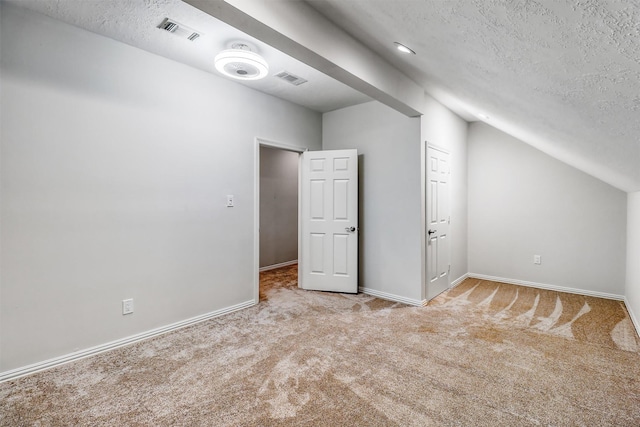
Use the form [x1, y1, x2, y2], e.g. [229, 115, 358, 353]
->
[428, 229, 437, 235]
[345, 226, 356, 233]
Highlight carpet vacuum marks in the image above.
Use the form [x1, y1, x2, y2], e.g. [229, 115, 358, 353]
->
[2, 265, 640, 426]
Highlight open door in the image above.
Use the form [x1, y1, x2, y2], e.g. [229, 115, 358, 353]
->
[299, 149, 358, 293]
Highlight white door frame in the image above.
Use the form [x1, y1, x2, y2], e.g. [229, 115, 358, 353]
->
[421, 141, 451, 302]
[254, 137, 307, 304]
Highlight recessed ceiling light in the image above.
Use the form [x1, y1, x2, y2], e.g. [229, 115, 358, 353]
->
[214, 43, 269, 81]
[478, 113, 490, 120]
[394, 42, 416, 55]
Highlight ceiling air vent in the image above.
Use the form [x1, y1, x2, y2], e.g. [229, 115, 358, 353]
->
[157, 18, 201, 41]
[275, 71, 308, 86]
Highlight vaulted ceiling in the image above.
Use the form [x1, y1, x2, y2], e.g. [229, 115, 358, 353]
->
[305, 0, 640, 192]
[6, 0, 640, 192]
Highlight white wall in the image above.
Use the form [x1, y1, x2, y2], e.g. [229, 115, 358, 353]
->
[323, 101, 423, 303]
[0, 4, 321, 372]
[421, 94, 469, 298]
[626, 192, 640, 327]
[468, 122, 627, 296]
[259, 146, 298, 268]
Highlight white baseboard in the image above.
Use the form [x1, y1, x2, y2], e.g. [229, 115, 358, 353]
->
[359, 287, 423, 307]
[259, 260, 298, 272]
[362, 274, 471, 307]
[624, 298, 640, 337]
[420, 274, 471, 305]
[451, 273, 470, 288]
[0, 300, 255, 383]
[468, 273, 625, 301]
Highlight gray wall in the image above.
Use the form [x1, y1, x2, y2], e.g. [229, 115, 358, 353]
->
[421, 95, 469, 299]
[259, 146, 299, 268]
[626, 192, 640, 325]
[0, 4, 321, 372]
[323, 101, 423, 302]
[468, 122, 627, 295]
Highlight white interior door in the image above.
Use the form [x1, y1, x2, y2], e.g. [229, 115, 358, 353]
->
[300, 149, 358, 293]
[426, 145, 451, 299]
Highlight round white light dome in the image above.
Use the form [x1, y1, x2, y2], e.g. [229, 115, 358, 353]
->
[214, 49, 269, 81]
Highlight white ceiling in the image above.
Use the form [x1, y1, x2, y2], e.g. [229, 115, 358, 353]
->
[7, 0, 370, 113]
[307, 0, 640, 192]
[6, 0, 640, 191]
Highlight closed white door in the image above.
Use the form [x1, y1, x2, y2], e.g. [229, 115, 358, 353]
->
[300, 149, 358, 293]
[426, 145, 451, 299]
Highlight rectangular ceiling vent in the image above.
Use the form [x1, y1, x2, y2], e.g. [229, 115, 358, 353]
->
[157, 18, 201, 41]
[275, 71, 308, 86]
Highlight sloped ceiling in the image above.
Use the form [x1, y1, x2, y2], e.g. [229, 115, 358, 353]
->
[6, 0, 639, 191]
[306, 0, 640, 192]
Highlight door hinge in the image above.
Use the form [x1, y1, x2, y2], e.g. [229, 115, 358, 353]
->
[448, 216, 451, 224]
[448, 264, 451, 274]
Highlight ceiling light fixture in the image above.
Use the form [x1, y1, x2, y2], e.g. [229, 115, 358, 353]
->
[214, 43, 269, 81]
[394, 42, 416, 55]
[478, 113, 490, 120]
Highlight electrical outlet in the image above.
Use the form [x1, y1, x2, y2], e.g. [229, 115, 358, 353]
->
[122, 298, 134, 315]
[226, 195, 234, 207]
[534, 255, 541, 265]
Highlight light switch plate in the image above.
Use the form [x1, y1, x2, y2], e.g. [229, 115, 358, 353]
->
[122, 298, 134, 315]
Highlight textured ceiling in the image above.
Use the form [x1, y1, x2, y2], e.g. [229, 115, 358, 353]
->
[6, 0, 639, 191]
[307, 0, 640, 192]
[6, 0, 370, 113]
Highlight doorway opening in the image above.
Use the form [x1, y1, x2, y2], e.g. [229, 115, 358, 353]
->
[254, 138, 306, 303]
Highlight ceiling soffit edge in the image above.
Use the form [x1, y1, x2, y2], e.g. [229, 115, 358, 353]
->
[183, 0, 424, 117]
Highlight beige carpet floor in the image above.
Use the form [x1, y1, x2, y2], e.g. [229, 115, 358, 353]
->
[2, 264, 640, 426]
